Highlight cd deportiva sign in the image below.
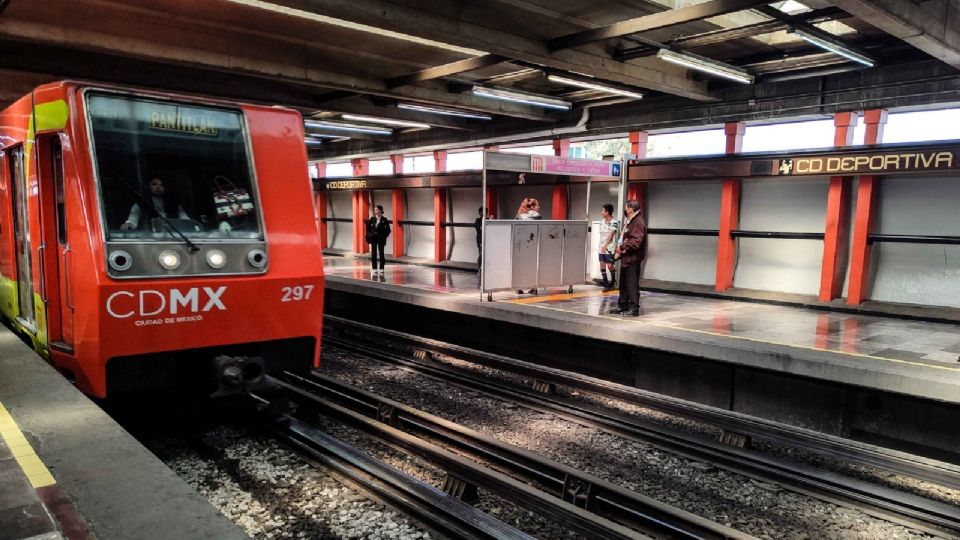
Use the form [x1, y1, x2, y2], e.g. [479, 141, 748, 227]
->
[776, 150, 955, 176]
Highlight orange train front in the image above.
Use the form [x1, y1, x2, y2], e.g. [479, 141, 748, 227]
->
[0, 81, 324, 398]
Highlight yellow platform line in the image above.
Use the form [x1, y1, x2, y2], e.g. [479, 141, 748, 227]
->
[508, 289, 616, 304]
[0, 402, 56, 488]
[524, 302, 960, 373]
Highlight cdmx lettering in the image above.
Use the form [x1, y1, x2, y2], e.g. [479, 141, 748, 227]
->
[780, 151, 954, 175]
[107, 287, 227, 319]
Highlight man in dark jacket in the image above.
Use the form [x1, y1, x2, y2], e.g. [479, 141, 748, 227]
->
[610, 199, 646, 316]
[367, 205, 391, 276]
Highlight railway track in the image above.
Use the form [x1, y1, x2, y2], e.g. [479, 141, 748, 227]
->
[268, 372, 751, 540]
[322, 315, 960, 539]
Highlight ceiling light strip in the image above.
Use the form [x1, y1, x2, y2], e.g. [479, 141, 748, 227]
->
[397, 103, 493, 120]
[656, 49, 754, 84]
[304, 120, 393, 135]
[546, 75, 643, 100]
[341, 114, 431, 129]
[472, 86, 572, 110]
[793, 28, 874, 67]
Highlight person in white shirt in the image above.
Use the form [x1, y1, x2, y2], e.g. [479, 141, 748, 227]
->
[597, 203, 619, 291]
[121, 177, 189, 231]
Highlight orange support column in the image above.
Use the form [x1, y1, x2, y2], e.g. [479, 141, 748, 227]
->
[818, 112, 859, 301]
[390, 154, 404, 175]
[351, 159, 369, 254]
[392, 189, 405, 258]
[715, 122, 745, 292]
[627, 131, 649, 208]
[847, 109, 888, 305]
[314, 162, 328, 249]
[551, 139, 570, 219]
[433, 151, 447, 263]
[485, 187, 498, 218]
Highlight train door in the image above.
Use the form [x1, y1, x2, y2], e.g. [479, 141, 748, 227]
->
[8, 145, 36, 331]
[37, 136, 73, 349]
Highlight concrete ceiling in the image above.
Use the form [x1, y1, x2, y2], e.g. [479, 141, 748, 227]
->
[0, 0, 957, 159]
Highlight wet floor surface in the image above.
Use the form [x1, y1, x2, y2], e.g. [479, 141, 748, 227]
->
[324, 258, 960, 368]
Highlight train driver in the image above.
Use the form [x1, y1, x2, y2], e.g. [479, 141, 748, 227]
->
[120, 177, 190, 230]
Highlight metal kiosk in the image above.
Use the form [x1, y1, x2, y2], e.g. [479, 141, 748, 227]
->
[480, 151, 625, 301]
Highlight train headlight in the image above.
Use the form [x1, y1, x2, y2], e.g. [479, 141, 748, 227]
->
[109, 250, 133, 272]
[206, 250, 227, 269]
[158, 250, 181, 270]
[247, 249, 267, 268]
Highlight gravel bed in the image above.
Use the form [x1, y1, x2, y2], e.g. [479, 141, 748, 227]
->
[417, 345, 960, 508]
[313, 415, 586, 540]
[147, 427, 431, 539]
[322, 346, 939, 540]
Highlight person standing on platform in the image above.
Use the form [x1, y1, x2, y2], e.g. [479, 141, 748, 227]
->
[366, 205, 391, 276]
[597, 203, 619, 292]
[610, 200, 646, 316]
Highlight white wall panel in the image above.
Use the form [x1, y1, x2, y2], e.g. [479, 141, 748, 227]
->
[328, 191, 352, 251]
[449, 188, 481, 263]
[733, 177, 828, 295]
[643, 180, 721, 285]
[405, 189, 435, 259]
[869, 176, 960, 307]
[569, 182, 619, 221]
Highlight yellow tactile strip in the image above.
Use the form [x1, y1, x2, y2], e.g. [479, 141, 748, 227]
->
[0, 402, 56, 488]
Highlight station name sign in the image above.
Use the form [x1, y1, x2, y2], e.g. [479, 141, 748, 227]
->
[324, 180, 368, 190]
[776, 149, 955, 176]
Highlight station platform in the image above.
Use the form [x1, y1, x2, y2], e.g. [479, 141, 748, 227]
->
[0, 326, 246, 540]
[323, 258, 960, 454]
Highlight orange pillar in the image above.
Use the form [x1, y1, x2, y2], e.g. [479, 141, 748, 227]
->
[551, 139, 570, 219]
[715, 122, 745, 292]
[818, 112, 859, 301]
[433, 150, 447, 263]
[485, 187, 498, 219]
[351, 159, 369, 254]
[627, 131, 649, 208]
[847, 109, 888, 305]
[314, 162, 328, 249]
[392, 189, 405, 258]
[390, 154, 404, 175]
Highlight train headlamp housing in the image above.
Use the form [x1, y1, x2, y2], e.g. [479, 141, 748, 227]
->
[247, 249, 267, 268]
[206, 249, 227, 269]
[108, 250, 133, 272]
[158, 250, 181, 270]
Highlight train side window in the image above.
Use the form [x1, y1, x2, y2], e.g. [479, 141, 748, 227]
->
[53, 140, 67, 244]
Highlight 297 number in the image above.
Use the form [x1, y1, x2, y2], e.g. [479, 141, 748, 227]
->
[281, 285, 315, 302]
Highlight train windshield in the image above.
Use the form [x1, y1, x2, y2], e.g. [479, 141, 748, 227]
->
[86, 92, 263, 241]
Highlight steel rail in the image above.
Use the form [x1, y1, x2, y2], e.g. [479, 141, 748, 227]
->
[269, 417, 533, 540]
[272, 373, 750, 540]
[322, 317, 960, 538]
[324, 315, 960, 491]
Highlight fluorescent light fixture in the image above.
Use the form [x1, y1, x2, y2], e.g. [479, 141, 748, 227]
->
[397, 103, 493, 120]
[546, 75, 643, 100]
[341, 114, 431, 129]
[656, 49, 754, 84]
[471, 86, 572, 110]
[305, 139, 324, 146]
[792, 27, 875, 67]
[222, 0, 487, 56]
[304, 120, 392, 135]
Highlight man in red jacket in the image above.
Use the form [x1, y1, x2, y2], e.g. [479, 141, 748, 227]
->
[610, 199, 646, 316]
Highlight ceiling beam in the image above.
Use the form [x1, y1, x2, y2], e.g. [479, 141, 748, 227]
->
[828, 0, 960, 68]
[546, 0, 771, 52]
[240, 0, 715, 101]
[386, 54, 509, 89]
[0, 3, 558, 121]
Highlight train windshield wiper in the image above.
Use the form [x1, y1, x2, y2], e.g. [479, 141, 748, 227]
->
[115, 174, 200, 253]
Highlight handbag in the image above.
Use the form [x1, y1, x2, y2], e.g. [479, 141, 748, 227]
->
[212, 176, 254, 221]
[364, 220, 377, 244]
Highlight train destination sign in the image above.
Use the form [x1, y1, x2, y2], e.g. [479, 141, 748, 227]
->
[628, 142, 960, 182]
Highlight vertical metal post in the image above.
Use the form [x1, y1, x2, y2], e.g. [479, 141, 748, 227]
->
[583, 178, 592, 283]
[480, 152, 488, 302]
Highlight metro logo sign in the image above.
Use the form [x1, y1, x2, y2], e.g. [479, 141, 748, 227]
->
[107, 286, 227, 319]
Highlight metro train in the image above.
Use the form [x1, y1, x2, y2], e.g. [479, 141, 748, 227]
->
[0, 81, 324, 398]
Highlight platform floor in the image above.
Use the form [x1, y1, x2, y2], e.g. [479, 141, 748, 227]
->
[325, 258, 960, 403]
[0, 325, 246, 540]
